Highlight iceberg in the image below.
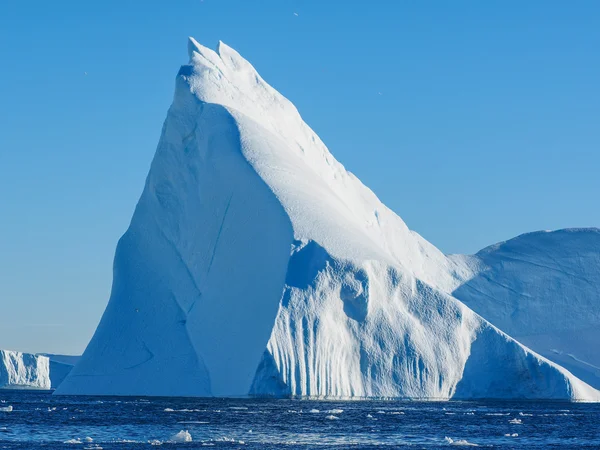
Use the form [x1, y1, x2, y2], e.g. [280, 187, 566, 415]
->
[0, 350, 50, 390]
[42, 354, 80, 389]
[452, 228, 600, 390]
[55, 38, 600, 400]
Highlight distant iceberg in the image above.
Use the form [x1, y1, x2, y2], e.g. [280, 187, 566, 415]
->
[0, 350, 50, 390]
[55, 38, 600, 401]
[0, 351, 79, 390]
[42, 354, 80, 389]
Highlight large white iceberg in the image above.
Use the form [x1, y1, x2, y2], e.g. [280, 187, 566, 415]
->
[55, 38, 600, 400]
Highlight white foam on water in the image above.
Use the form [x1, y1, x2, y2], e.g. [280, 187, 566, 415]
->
[519, 412, 533, 416]
[509, 418, 522, 424]
[178, 421, 209, 424]
[212, 436, 245, 445]
[64, 438, 82, 444]
[328, 409, 344, 414]
[325, 415, 339, 420]
[165, 408, 201, 412]
[0, 405, 12, 412]
[504, 433, 519, 437]
[309, 409, 320, 413]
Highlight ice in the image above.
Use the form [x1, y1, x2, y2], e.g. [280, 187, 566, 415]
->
[452, 228, 600, 390]
[41, 354, 80, 388]
[325, 415, 339, 420]
[170, 430, 192, 443]
[445, 437, 479, 446]
[328, 409, 344, 414]
[55, 38, 600, 401]
[309, 409, 320, 413]
[0, 350, 50, 389]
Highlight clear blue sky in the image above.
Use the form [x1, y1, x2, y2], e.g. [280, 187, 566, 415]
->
[1, 1, 598, 355]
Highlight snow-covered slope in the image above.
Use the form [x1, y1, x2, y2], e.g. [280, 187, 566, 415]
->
[0, 351, 50, 390]
[451, 228, 600, 390]
[56, 38, 599, 400]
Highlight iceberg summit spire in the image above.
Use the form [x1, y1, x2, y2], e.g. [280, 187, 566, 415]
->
[55, 39, 600, 400]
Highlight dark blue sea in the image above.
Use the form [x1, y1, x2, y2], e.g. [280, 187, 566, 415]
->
[0, 390, 598, 449]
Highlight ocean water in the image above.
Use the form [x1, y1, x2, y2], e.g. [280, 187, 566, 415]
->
[0, 391, 598, 449]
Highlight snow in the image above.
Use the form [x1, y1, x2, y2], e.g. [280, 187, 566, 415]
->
[55, 38, 600, 401]
[0, 350, 50, 390]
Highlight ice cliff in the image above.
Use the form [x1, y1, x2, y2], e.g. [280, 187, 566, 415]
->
[0, 351, 50, 389]
[55, 38, 600, 400]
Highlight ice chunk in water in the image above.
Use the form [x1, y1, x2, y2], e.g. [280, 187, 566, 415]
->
[170, 430, 192, 443]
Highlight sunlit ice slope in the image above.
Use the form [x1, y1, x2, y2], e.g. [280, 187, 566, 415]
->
[56, 38, 599, 401]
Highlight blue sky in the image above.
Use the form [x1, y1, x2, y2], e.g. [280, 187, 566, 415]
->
[1, 1, 599, 354]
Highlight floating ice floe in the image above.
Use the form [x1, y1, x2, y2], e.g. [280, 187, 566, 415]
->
[170, 430, 192, 443]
